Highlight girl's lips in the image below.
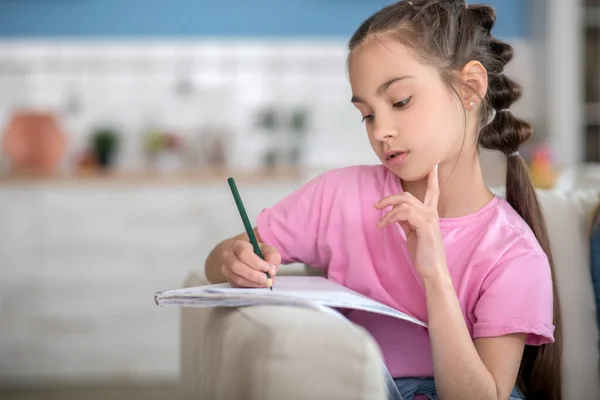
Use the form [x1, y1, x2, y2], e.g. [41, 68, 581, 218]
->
[385, 151, 409, 166]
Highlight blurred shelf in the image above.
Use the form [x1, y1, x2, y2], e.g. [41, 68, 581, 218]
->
[0, 167, 308, 187]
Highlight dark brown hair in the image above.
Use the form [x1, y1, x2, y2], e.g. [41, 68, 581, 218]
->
[348, 1, 562, 399]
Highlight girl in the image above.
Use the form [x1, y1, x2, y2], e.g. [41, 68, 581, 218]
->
[205, 1, 561, 399]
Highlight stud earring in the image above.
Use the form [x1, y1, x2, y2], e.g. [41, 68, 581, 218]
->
[469, 101, 475, 107]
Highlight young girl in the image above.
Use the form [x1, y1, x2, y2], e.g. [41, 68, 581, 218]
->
[205, 1, 561, 399]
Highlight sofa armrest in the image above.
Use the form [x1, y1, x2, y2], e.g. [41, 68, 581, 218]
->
[180, 271, 210, 399]
[179, 272, 386, 400]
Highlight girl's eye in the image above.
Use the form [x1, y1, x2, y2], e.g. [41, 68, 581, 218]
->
[361, 114, 375, 123]
[393, 96, 412, 109]
[360, 97, 410, 123]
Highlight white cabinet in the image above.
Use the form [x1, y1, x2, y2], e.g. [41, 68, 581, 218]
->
[0, 179, 305, 384]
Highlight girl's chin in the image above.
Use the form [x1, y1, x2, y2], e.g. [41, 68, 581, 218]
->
[385, 163, 432, 183]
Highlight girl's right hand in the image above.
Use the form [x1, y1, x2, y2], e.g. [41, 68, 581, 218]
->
[221, 239, 281, 288]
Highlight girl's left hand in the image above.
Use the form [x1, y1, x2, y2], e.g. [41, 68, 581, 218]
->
[374, 165, 448, 280]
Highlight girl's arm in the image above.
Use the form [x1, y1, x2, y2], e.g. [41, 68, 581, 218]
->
[424, 272, 526, 400]
[205, 168, 339, 284]
[375, 166, 529, 400]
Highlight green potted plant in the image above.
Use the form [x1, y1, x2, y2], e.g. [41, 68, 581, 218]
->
[91, 127, 120, 169]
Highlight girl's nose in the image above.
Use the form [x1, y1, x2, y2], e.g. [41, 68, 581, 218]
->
[373, 126, 398, 141]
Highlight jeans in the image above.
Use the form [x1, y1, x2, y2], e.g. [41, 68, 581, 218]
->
[391, 377, 526, 400]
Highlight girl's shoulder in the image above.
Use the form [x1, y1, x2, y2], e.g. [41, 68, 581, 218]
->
[486, 196, 549, 260]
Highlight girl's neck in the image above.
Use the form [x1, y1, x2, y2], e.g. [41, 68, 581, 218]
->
[401, 155, 494, 219]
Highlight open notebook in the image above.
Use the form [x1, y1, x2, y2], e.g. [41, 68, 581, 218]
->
[154, 275, 427, 328]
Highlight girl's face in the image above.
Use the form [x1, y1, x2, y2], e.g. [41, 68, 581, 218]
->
[348, 35, 471, 182]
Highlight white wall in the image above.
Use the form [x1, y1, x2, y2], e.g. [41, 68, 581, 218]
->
[0, 39, 535, 176]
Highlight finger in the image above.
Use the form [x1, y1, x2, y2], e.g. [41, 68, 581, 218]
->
[222, 264, 265, 288]
[228, 259, 269, 287]
[233, 241, 270, 273]
[424, 164, 440, 209]
[376, 195, 430, 226]
[378, 205, 430, 232]
[231, 239, 253, 257]
[230, 272, 266, 288]
[384, 209, 411, 226]
[221, 264, 259, 288]
[223, 250, 269, 286]
[261, 244, 281, 275]
[374, 192, 422, 210]
[377, 204, 410, 227]
[379, 208, 414, 238]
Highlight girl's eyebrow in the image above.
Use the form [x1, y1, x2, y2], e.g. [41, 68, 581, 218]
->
[351, 75, 414, 103]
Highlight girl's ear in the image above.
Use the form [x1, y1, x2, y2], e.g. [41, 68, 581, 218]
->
[459, 60, 488, 109]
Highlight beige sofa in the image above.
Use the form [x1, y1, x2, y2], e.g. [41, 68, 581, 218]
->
[179, 189, 600, 400]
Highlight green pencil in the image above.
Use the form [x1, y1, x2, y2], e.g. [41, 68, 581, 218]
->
[227, 177, 273, 290]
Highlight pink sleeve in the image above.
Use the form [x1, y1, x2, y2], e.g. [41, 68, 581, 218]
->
[472, 252, 555, 345]
[256, 171, 336, 268]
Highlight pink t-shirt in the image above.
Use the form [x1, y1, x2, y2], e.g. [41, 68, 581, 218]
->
[256, 164, 555, 378]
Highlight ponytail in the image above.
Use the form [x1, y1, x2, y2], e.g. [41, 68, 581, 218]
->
[480, 76, 563, 400]
[507, 150, 563, 400]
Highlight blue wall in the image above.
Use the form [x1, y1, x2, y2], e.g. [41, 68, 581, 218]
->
[0, 0, 526, 39]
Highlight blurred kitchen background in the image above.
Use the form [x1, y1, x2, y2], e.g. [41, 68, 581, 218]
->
[0, 0, 598, 399]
